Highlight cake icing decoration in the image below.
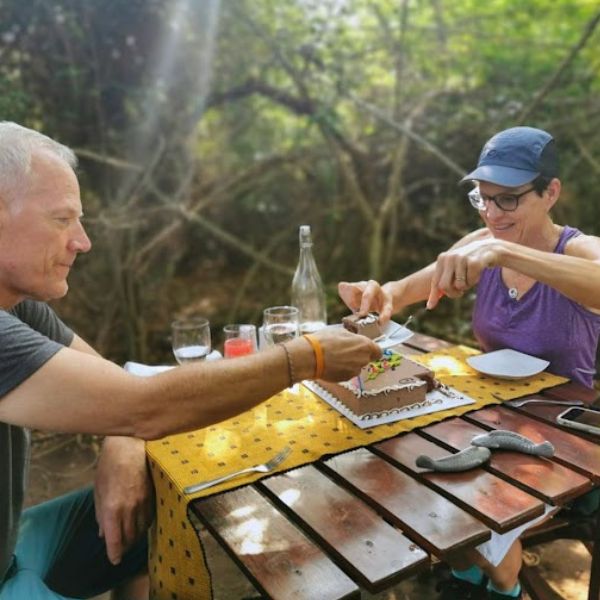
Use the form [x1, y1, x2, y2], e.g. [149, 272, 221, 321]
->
[365, 349, 403, 381]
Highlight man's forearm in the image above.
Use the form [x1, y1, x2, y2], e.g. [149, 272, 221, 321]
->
[134, 341, 310, 439]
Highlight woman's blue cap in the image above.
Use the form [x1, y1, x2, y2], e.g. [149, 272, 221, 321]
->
[460, 126, 559, 187]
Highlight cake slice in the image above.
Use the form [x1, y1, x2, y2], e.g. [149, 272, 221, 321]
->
[317, 350, 437, 416]
[342, 312, 382, 339]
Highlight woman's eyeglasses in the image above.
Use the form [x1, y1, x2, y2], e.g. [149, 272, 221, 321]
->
[468, 186, 535, 212]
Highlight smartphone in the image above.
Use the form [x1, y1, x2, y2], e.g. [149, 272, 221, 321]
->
[556, 407, 600, 436]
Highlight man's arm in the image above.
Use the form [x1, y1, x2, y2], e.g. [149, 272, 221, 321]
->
[69, 335, 154, 566]
[94, 435, 153, 565]
[0, 328, 380, 439]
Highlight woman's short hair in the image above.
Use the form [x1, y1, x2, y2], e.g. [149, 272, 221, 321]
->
[532, 175, 553, 196]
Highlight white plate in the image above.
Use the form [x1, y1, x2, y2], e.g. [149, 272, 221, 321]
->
[324, 320, 414, 349]
[466, 349, 549, 380]
[376, 320, 414, 349]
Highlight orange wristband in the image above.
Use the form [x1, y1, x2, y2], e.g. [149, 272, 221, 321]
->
[303, 334, 324, 380]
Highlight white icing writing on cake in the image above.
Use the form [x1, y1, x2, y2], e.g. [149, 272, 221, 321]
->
[357, 313, 378, 325]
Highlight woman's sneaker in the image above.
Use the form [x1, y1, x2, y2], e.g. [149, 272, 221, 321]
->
[435, 574, 488, 600]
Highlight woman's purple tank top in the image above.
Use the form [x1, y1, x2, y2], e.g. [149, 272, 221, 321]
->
[472, 226, 600, 388]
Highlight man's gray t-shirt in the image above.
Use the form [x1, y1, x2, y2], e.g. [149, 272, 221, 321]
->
[0, 300, 73, 582]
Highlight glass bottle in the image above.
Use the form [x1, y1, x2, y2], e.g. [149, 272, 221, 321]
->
[291, 225, 327, 333]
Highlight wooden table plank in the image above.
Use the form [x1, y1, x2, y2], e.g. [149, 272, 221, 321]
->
[501, 396, 600, 444]
[464, 406, 600, 482]
[322, 447, 490, 556]
[260, 464, 428, 593]
[394, 343, 424, 356]
[419, 417, 592, 505]
[403, 332, 452, 353]
[374, 432, 545, 533]
[541, 381, 600, 406]
[192, 486, 360, 600]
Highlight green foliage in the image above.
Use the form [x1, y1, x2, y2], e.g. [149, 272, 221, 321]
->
[1, 0, 599, 361]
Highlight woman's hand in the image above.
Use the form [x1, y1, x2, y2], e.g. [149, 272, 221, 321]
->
[428, 238, 503, 308]
[338, 280, 395, 325]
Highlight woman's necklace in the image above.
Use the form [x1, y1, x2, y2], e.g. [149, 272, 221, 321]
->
[505, 270, 536, 301]
[506, 224, 562, 301]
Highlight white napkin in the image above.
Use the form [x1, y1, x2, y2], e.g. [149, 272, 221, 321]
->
[124, 361, 174, 377]
[124, 351, 222, 377]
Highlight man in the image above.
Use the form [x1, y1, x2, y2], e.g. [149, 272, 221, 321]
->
[0, 122, 381, 600]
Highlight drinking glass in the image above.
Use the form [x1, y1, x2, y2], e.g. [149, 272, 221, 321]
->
[223, 324, 258, 358]
[262, 306, 300, 346]
[171, 317, 211, 364]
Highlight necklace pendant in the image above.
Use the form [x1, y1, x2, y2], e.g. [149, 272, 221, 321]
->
[508, 287, 518, 299]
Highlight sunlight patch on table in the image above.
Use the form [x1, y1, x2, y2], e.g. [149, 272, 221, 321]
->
[427, 355, 470, 376]
[278, 488, 301, 506]
[233, 517, 291, 554]
[230, 504, 256, 519]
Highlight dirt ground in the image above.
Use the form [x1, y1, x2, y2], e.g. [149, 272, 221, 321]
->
[26, 436, 591, 600]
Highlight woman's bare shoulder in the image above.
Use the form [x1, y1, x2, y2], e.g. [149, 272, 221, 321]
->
[565, 231, 600, 261]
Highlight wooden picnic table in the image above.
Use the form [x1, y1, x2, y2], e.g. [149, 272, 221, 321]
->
[189, 333, 600, 600]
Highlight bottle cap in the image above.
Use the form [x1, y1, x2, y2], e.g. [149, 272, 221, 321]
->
[299, 225, 312, 247]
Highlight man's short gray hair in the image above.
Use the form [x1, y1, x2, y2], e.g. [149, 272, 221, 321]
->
[0, 122, 77, 203]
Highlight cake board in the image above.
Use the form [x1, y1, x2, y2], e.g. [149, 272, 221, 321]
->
[303, 380, 475, 429]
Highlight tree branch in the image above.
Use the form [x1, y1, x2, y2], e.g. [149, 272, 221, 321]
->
[348, 92, 465, 177]
[207, 78, 315, 115]
[74, 147, 143, 172]
[517, 8, 600, 123]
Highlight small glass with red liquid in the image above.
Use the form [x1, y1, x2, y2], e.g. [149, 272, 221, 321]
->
[223, 324, 258, 358]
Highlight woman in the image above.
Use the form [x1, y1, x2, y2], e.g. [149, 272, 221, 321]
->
[339, 126, 600, 600]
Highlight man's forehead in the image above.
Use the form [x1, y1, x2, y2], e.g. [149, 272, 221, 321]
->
[8, 151, 81, 215]
[30, 149, 76, 179]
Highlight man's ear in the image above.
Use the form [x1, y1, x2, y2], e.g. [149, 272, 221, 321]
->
[545, 178, 561, 211]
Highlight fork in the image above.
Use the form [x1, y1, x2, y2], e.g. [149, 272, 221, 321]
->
[401, 305, 430, 329]
[183, 446, 292, 495]
[506, 398, 584, 408]
[374, 312, 419, 342]
[400, 314, 414, 329]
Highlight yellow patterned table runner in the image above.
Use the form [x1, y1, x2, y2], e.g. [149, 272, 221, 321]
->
[146, 345, 567, 599]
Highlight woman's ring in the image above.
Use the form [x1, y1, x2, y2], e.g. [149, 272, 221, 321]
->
[455, 276, 466, 282]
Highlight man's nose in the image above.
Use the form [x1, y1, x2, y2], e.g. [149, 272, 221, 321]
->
[68, 221, 92, 253]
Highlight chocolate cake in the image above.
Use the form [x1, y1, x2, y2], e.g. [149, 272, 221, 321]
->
[342, 312, 382, 339]
[316, 350, 437, 416]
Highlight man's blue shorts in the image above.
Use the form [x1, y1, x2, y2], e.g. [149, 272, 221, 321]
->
[0, 487, 148, 599]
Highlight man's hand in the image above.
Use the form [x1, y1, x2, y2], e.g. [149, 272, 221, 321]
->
[428, 238, 503, 308]
[310, 327, 382, 382]
[94, 436, 154, 565]
[338, 280, 395, 325]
